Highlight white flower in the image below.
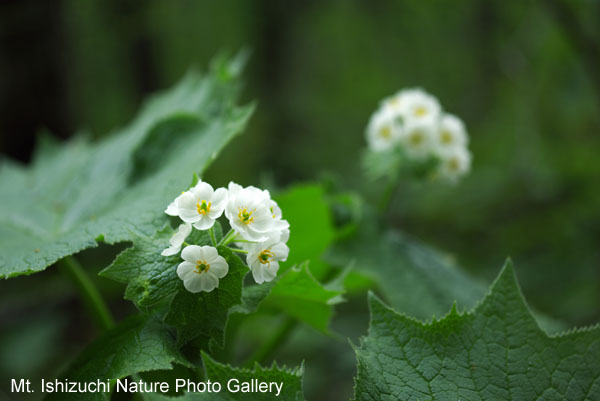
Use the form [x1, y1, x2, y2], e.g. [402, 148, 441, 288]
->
[177, 245, 229, 293]
[437, 146, 472, 182]
[267, 199, 290, 243]
[366, 107, 403, 151]
[434, 113, 468, 154]
[246, 235, 289, 284]
[169, 181, 228, 230]
[400, 119, 436, 160]
[397, 88, 441, 123]
[161, 223, 192, 256]
[225, 182, 274, 242]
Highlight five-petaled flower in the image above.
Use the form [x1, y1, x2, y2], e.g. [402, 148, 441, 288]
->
[177, 245, 229, 293]
[246, 234, 289, 284]
[225, 182, 274, 242]
[166, 181, 227, 230]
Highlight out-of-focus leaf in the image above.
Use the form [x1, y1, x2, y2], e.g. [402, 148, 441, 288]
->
[46, 314, 189, 401]
[275, 185, 335, 279]
[0, 54, 253, 278]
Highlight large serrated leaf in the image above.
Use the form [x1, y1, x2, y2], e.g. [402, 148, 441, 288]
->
[0, 54, 253, 278]
[354, 261, 600, 401]
[45, 314, 189, 401]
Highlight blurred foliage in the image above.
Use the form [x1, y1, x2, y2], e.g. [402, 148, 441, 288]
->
[1, 1, 600, 400]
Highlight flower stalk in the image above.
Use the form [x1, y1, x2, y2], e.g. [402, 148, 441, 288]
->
[57, 256, 114, 331]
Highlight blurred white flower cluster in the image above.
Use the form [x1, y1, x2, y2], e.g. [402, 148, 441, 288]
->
[366, 88, 471, 182]
[162, 180, 290, 293]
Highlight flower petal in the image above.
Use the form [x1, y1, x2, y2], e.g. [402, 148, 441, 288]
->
[209, 257, 229, 278]
[181, 245, 203, 263]
[193, 216, 215, 231]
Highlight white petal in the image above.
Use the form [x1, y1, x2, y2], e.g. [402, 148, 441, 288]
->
[170, 223, 192, 247]
[161, 245, 180, 256]
[177, 261, 196, 280]
[165, 201, 178, 216]
[183, 275, 205, 293]
[192, 182, 214, 201]
[251, 265, 266, 284]
[193, 216, 215, 230]
[261, 262, 279, 282]
[211, 187, 228, 206]
[201, 246, 219, 262]
[271, 242, 290, 262]
[181, 245, 204, 263]
[200, 274, 219, 292]
[209, 257, 229, 278]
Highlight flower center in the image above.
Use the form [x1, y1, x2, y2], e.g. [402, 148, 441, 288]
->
[258, 249, 274, 264]
[195, 260, 210, 274]
[380, 126, 392, 139]
[196, 200, 211, 215]
[409, 132, 424, 145]
[441, 130, 453, 144]
[238, 207, 255, 224]
[447, 158, 460, 171]
[414, 106, 427, 117]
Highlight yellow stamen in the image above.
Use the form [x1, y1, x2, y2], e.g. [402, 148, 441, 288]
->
[258, 249, 274, 265]
[447, 158, 460, 171]
[195, 260, 210, 274]
[380, 126, 392, 139]
[409, 132, 423, 145]
[414, 106, 427, 117]
[196, 200, 211, 215]
[441, 130, 453, 144]
[238, 207, 255, 224]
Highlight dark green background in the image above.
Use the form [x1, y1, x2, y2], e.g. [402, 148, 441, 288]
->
[1, 1, 599, 399]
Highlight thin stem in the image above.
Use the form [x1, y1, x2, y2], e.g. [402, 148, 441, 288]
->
[217, 229, 238, 247]
[378, 178, 398, 215]
[57, 256, 114, 331]
[243, 317, 297, 367]
[208, 227, 217, 247]
[229, 248, 248, 254]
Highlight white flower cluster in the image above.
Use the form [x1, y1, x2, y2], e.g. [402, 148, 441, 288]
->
[162, 180, 290, 293]
[366, 88, 472, 181]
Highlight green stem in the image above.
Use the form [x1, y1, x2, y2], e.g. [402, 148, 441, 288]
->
[378, 179, 398, 215]
[229, 248, 248, 254]
[57, 256, 114, 331]
[218, 229, 238, 247]
[243, 317, 297, 367]
[208, 227, 217, 247]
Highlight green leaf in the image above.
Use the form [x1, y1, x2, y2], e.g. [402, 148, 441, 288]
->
[165, 246, 246, 349]
[46, 314, 189, 401]
[260, 263, 342, 334]
[0, 54, 253, 278]
[230, 262, 341, 334]
[327, 212, 565, 333]
[327, 217, 487, 321]
[275, 185, 335, 279]
[354, 261, 600, 401]
[145, 353, 304, 401]
[99, 225, 220, 312]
